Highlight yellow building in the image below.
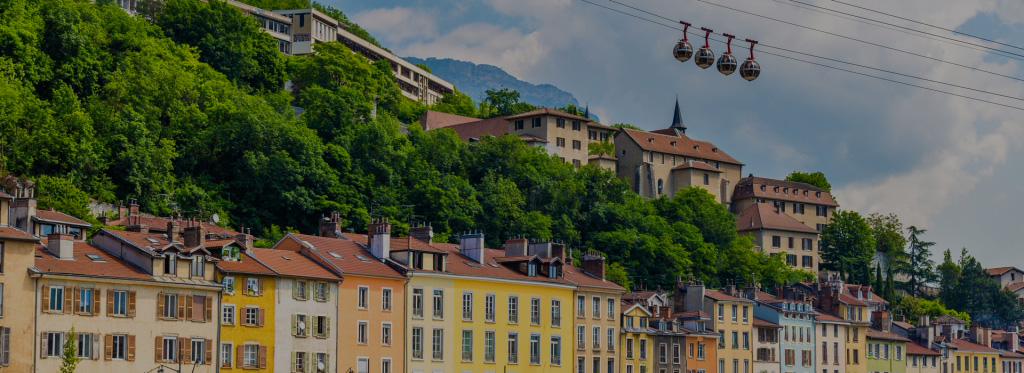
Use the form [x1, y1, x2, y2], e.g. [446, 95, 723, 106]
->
[702, 288, 755, 373]
[216, 247, 277, 371]
[950, 339, 1001, 373]
[620, 303, 654, 373]
[564, 252, 625, 373]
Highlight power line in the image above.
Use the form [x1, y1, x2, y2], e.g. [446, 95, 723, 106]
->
[767, 0, 1024, 63]
[831, 0, 1024, 52]
[693, 0, 1024, 82]
[578, 0, 1024, 112]
[787, 0, 1024, 60]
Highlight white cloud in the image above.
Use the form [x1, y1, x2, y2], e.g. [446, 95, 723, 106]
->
[351, 7, 438, 43]
[398, 23, 550, 79]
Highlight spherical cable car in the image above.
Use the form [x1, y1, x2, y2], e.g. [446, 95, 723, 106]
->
[673, 22, 694, 62]
[695, 27, 715, 69]
[740, 39, 761, 81]
[716, 34, 738, 75]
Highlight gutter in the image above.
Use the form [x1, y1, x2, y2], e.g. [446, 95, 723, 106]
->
[32, 270, 38, 373]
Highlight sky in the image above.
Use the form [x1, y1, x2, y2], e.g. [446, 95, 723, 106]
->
[325, 0, 1024, 269]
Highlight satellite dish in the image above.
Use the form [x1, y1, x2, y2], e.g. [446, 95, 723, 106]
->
[212, 213, 221, 223]
[318, 362, 326, 370]
[298, 321, 306, 330]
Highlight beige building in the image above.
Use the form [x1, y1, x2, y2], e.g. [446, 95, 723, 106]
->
[816, 312, 850, 373]
[613, 101, 743, 204]
[272, 8, 338, 55]
[731, 177, 838, 233]
[736, 203, 821, 273]
[0, 186, 40, 371]
[566, 252, 625, 373]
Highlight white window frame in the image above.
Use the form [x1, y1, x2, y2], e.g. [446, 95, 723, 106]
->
[358, 286, 369, 309]
[382, 322, 392, 346]
[221, 342, 233, 368]
[382, 288, 392, 311]
[222, 304, 236, 325]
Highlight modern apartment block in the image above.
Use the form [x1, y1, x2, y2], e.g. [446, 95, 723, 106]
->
[272, 8, 338, 55]
[736, 203, 821, 273]
[337, 28, 454, 105]
[613, 100, 743, 204]
[227, 0, 293, 54]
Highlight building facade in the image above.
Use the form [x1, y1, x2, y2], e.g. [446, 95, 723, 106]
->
[866, 330, 909, 373]
[505, 109, 617, 169]
[568, 252, 625, 373]
[815, 313, 850, 373]
[0, 186, 39, 371]
[731, 177, 838, 233]
[736, 203, 821, 273]
[216, 249, 277, 371]
[754, 317, 782, 373]
[621, 304, 655, 373]
[749, 290, 816, 373]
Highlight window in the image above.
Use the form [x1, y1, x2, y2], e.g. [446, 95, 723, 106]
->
[357, 321, 367, 343]
[79, 288, 93, 314]
[245, 307, 260, 326]
[732, 331, 739, 349]
[381, 288, 392, 311]
[222, 305, 236, 325]
[531, 298, 541, 325]
[294, 351, 306, 372]
[111, 290, 127, 316]
[557, 118, 566, 128]
[244, 344, 258, 367]
[295, 281, 307, 300]
[803, 256, 813, 268]
[190, 256, 205, 277]
[462, 330, 474, 361]
[578, 296, 586, 318]
[463, 292, 474, 321]
[49, 286, 64, 312]
[592, 297, 601, 318]
[772, 236, 781, 248]
[743, 332, 750, 349]
[486, 294, 496, 322]
[787, 254, 798, 266]
[528, 263, 537, 276]
[164, 254, 177, 275]
[485, 331, 496, 363]
[557, 138, 566, 147]
[530, 117, 542, 128]
[743, 306, 748, 322]
[163, 293, 177, 319]
[412, 327, 423, 360]
[608, 299, 616, 320]
[162, 337, 177, 362]
[358, 286, 369, 309]
[719, 330, 726, 348]
[191, 339, 205, 364]
[718, 304, 724, 321]
[660, 344, 668, 363]
[530, 334, 541, 365]
[433, 290, 444, 319]
[698, 343, 706, 360]
[573, 121, 581, 131]
[802, 239, 813, 250]
[573, 140, 582, 150]
[221, 343, 232, 368]
[413, 288, 424, 318]
[640, 339, 648, 360]
[704, 173, 710, 185]
[508, 333, 519, 364]
[381, 322, 391, 345]
[627, 338, 634, 359]
[551, 336, 562, 366]
[895, 346, 901, 361]
[672, 344, 681, 364]
[112, 334, 127, 360]
[432, 328, 444, 360]
[76, 333, 92, 359]
[515, 120, 525, 130]
[591, 327, 601, 349]
[509, 296, 519, 324]
[608, 327, 616, 352]
[552, 299, 562, 327]
[380, 357, 391, 373]
[315, 282, 328, 301]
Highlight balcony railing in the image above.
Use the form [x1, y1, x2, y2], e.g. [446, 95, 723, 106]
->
[432, 351, 443, 361]
[412, 350, 423, 360]
[531, 355, 541, 365]
[578, 342, 586, 351]
[462, 351, 472, 361]
[509, 354, 518, 364]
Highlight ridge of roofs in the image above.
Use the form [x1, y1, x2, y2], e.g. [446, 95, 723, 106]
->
[419, 110, 479, 130]
[35, 209, 91, 227]
[444, 117, 509, 142]
[673, 310, 710, 320]
[705, 289, 754, 303]
[893, 321, 915, 330]
[906, 342, 941, 356]
[1007, 282, 1024, 292]
[672, 160, 723, 172]
[0, 226, 38, 241]
[563, 264, 626, 291]
[619, 128, 742, 165]
[933, 315, 966, 324]
[866, 328, 911, 342]
[732, 176, 839, 207]
[813, 311, 848, 323]
[99, 229, 174, 256]
[430, 242, 575, 286]
[388, 237, 447, 253]
[736, 203, 820, 234]
[35, 241, 151, 280]
[949, 339, 1000, 353]
[844, 284, 887, 304]
[0, 190, 12, 199]
[287, 234, 405, 279]
[250, 248, 339, 281]
[753, 317, 782, 327]
[505, 108, 591, 122]
[216, 252, 277, 276]
[107, 216, 239, 237]
[987, 267, 1020, 276]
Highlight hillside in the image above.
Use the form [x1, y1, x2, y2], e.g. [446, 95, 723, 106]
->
[405, 57, 597, 121]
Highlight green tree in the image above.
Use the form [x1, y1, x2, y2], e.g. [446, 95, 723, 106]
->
[820, 210, 874, 284]
[431, 89, 477, 118]
[896, 226, 938, 298]
[937, 249, 961, 307]
[866, 212, 907, 269]
[483, 88, 536, 118]
[606, 262, 631, 291]
[785, 171, 832, 193]
[612, 123, 643, 131]
[588, 141, 615, 156]
[60, 326, 82, 373]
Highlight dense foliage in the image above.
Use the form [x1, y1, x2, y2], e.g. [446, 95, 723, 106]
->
[937, 249, 1023, 328]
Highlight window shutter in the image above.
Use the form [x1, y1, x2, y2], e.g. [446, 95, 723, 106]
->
[291, 351, 297, 373]
[325, 284, 330, 301]
[258, 308, 265, 327]
[177, 294, 186, 321]
[128, 291, 137, 317]
[106, 290, 114, 316]
[236, 345, 244, 368]
[1, 327, 9, 366]
[204, 339, 212, 365]
[311, 316, 319, 338]
[258, 346, 268, 368]
[180, 337, 188, 363]
[40, 332, 47, 358]
[91, 333, 99, 360]
[186, 295, 194, 321]
[127, 335, 135, 361]
[65, 289, 73, 314]
[157, 292, 165, 318]
[104, 334, 113, 360]
[73, 287, 80, 314]
[155, 336, 163, 362]
[42, 285, 50, 313]
[308, 282, 313, 300]
[258, 278, 264, 296]
[292, 281, 298, 300]
[325, 354, 330, 373]
[292, 314, 297, 336]
[326, 317, 331, 338]
[92, 289, 100, 316]
[205, 296, 212, 322]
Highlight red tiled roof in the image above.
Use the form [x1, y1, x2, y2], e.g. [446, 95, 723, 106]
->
[505, 108, 591, 121]
[754, 317, 781, 327]
[866, 329, 910, 342]
[287, 234, 405, 279]
[419, 110, 479, 130]
[987, 267, 1016, 276]
[1000, 350, 1024, 359]
[35, 241, 150, 280]
[35, 209, 91, 227]
[1007, 282, 1024, 292]
[216, 252, 276, 276]
[732, 177, 839, 207]
[444, 118, 509, 142]
[673, 311, 710, 319]
[893, 321, 914, 330]
[0, 226, 37, 241]
[108, 216, 239, 237]
[705, 290, 753, 303]
[949, 339, 1000, 353]
[618, 128, 742, 165]
[838, 293, 867, 306]
[933, 315, 966, 324]
[204, 239, 239, 249]
[562, 264, 625, 291]
[814, 311, 848, 323]
[250, 248, 340, 281]
[736, 203, 819, 234]
[844, 284, 887, 304]
[672, 161, 723, 172]
[389, 237, 447, 253]
[430, 242, 575, 286]
[99, 229, 175, 256]
[906, 342, 941, 356]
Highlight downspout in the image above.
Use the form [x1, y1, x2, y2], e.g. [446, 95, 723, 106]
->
[217, 289, 223, 372]
[33, 274, 39, 373]
[403, 275, 410, 373]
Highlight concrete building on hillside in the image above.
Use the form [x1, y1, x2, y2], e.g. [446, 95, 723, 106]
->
[736, 203, 821, 273]
[986, 267, 1024, 305]
[337, 28, 454, 105]
[272, 8, 338, 55]
[226, 0, 293, 54]
[613, 100, 743, 204]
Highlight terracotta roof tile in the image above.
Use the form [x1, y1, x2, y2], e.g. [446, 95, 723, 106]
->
[518, 134, 549, 143]
[673, 161, 724, 172]
[250, 248, 340, 281]
[1007, 282, 1024, 292]
[388, 237, 447, 253]
[108, 216, 239, 237]
[813, 311, 848, 323]
[99, 229, 175, 256]
[35, 241, 151, 280]
[948, 339, 999, 353]
[418, 110, 479, 130]
[287, 234, 405, 279]
[619, 128, 742, 165]
[0, 226, 38, 241]
[505, 108, 591, 121]
[443, 117, 509, 142]
[844, 284, 887, 304]
[866, 328, 910, 342]
[893, 321, 914, 330]
[432, 243, 575, 286]
[216, 252, 276, 276]
[987, 267, 1016, 276]
[732, 177, 839, 207]
[933, 315, 967, 324]
[563, 264, 625, 291]
[754, 317, 781, 327]
[736, 203, 819, 234]
[906, 342, 941, 356]
[35, 209, 91, 227]
[673, 311, 710, 319]
[705, 290, 754, 303]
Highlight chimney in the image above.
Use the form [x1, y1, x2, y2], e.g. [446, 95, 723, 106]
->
[368, 218, 391, 261]
[528, 240, 553, 258]
[117, 201, 127, 220]
[236, 228, 254, 252]
[459, 231, 485, 264]
[319, 212, 342, 238]
[581, 250, 606, 279]
[183, 219, 205, 248]
[126, 218, 149, 233]
[410, 222, 434, 243]
[1012, 329, 1020, 353]
[167, 219, 181, 243]
[743, 283, 758, 300]
[11, 179, 36, 232]
[685, 281, 706, 313]
[504, 237, 529, 257]
[724, 284, 736, 297]
[128, 199, 140, 217]
[46, 230, 75, 260]
[550, 242, 567, 262]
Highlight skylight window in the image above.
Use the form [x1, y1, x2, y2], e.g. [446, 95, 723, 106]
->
[328, 252, 343, 259]
[86, 254, 105, 262]
[354, 255, 370, 262]
[145, 238, 160, 244]
[464, 261, 477, 268]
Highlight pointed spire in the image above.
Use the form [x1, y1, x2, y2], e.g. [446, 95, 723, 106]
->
[671, 95, 686, 134]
